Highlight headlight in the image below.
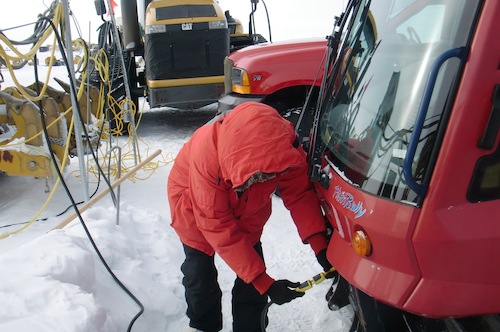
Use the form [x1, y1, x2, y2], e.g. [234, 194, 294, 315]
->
[145, 24, 166, 34]
[231, 67, 251, 94]
[208, 20, 228, 29]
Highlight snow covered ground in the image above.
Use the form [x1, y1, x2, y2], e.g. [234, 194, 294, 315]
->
[0, 64, 353, 331]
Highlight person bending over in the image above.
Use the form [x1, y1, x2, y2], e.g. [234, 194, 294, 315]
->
[167, 102, 332, 332]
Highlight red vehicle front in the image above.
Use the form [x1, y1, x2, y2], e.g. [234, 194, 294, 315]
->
[305, 0, 500, 330]
[219, 38, 327, 113]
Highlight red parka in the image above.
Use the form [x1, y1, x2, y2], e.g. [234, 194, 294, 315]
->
[167, 102, 327, 294]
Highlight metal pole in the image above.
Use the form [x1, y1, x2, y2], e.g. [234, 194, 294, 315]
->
[105, 0, 139, 165]
[61, 0, 90, 201]
[107, 146, 122, 225]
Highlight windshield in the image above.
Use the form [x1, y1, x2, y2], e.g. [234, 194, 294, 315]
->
[319, 0, 480, 203]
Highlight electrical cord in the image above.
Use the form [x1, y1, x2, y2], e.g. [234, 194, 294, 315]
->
[24, 12, 144, 331]
[46, 22, 143, 332]
[0, 102, 76, 239]
[3, 9, 164, 327]
[1, 7, 119, 204]
[43, 16, 118, 204]
[0, 2, 177, 327]
[0, 134, 100, 232]
[0, 197, 84, 230]
[260, 0, 272, 43]
[2, 1, 168, 225]
[0, 3, 62, 100]
[34, 54, 144, 332]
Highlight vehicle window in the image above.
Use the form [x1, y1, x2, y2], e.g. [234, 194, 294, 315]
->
[319, 0, 480, 204]
[156, 5, 217, 21]
[394, 6, 444, 44]
[468, 146, 500, 202]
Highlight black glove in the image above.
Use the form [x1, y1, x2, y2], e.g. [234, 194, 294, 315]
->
[267, 279, 304, 305]
[316, 249, 333, 273]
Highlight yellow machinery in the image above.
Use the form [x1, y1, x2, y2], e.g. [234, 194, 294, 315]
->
[94, 0, 267, 111]
[144, 0, 232, 108]
[0, 78, 105, 177]
[0, 0, 268, 177]
[0, 89, 65, 177]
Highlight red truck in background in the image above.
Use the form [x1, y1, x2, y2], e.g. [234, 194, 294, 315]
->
[222, 0, 500, 331]
[218, 37, 327, 114]
[218, 37, 328, 144]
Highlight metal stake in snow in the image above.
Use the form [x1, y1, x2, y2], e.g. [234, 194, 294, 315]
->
[61, 0, 90, 201]
[51, 149, 162, 230]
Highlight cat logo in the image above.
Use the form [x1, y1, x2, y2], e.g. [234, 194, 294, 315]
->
[181, 23, 193, 31]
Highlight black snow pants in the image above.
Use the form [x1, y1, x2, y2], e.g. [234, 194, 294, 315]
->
[181, 242, 269, 332]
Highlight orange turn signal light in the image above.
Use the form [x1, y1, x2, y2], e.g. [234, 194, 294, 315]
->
[232, 70, 251, 94]
[352, 230, 372, 256]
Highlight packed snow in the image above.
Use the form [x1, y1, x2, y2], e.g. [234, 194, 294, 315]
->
[0, 65, 353, 331]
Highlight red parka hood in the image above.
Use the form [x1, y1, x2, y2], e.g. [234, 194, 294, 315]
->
[217, 102, 303, 188]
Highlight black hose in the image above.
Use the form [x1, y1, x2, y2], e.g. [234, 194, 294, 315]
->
[260, 0, 272, 43]
[31, 14, 144, 332]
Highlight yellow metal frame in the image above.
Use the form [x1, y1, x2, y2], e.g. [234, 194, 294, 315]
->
[147, 75, 224, 88]
[0, 148, 52, 178]
[0, 88, 68, 177]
